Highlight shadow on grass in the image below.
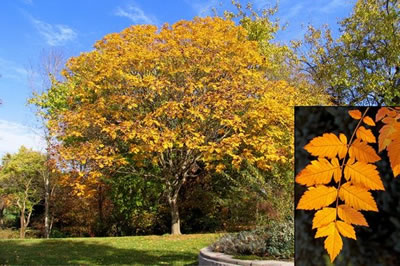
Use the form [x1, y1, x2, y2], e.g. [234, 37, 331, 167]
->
[0, 239, 199, 265]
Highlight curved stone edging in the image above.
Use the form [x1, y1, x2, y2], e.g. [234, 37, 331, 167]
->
[198, 247, 294, 266]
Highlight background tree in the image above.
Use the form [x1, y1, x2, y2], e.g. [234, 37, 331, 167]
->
[34, 17, 305, 235]
[0, 193, 11, 229]
[0, 147, 46, 238]
[224, 0, 330, 105]
[297, 0, 400, 105]
[28, 48, 66, 238]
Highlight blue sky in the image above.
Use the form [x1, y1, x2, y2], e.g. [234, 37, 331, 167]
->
[0, 0, 355, 156]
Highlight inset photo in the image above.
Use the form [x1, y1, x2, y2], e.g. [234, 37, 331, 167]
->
[295, 107, 400, 265]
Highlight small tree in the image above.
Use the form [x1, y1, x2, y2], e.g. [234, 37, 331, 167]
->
[28, 48, 66, 238]
[0, 147, 45, 238]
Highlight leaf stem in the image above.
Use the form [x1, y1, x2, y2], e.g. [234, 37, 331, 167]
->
[334, 107, 370, 221]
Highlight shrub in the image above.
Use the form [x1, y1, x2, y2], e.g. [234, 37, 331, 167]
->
[49, 228, 68, 238]
[211, 218, 294, 259]
[0, 228, 19, 239]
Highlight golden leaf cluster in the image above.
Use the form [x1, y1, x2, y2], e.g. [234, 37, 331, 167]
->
[43, 16, 320, 197]
[296, 109, 384, 262]
[376, 107, 400, 177]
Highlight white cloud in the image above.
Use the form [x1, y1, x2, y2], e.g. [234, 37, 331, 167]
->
[0, 120, 45, 157]
[115, 4, 157, 25]
[187, 0, 218, 17]
[0, 57, 28, 82]
[279, 3, 304, 23]
[319, 0, 351, 13]
[30, 16, 77, 46]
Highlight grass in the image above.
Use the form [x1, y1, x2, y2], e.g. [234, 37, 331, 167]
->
[0, 233, 221, 265]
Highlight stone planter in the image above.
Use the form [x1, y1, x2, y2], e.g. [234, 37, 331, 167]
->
[198, 247, 294, 266]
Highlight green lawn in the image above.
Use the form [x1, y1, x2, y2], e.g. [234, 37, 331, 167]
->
[0, 233, 221, 265]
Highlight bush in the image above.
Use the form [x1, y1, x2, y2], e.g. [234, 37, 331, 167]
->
[211, 218, 294, 259]
[0, 228, 19, 239]
[50, 228, 68, 238]
[265, 219, 294, 258]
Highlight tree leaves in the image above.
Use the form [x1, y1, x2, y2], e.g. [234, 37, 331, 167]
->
[324, 224, 342, 262]
[297, 185, 337, 210]
[349, 139, 380, 163]
[356, 126, 376, 143]
[363, 116, 375, 126]
[300, 0, 400, 105]
[344, 161, 384, 190]
[304, 133, 347, 159]
[376, 108, 400, 177]
[32, 17, 317, 235]
[339, 183, 378, 211]
[337, 205, 368, 226]
[296, 158, 341, 186]
[296, 108, 384, 262]
[348, 110, 362, 120]
[387, 139, 400, 177]
[336, 221, 356, 239]
[378, 120, 397, 152]
[315, 221, 335, 238]
[312, 207, 336, 229]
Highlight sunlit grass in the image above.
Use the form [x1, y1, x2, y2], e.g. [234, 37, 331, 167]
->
[0, 233, 221, 265]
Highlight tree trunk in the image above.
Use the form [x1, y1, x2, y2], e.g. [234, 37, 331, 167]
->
[168, 196, 181, 235]
[0, 209, 4, 229]
[44, 174, 50, 238]
[98, 184, 104, 224]
[98, 184, 104, 235]
[20, 211, 25, 239]
[0, 199, 4, 229]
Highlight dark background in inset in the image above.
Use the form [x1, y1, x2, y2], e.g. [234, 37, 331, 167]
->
[295, 107, 400, 266]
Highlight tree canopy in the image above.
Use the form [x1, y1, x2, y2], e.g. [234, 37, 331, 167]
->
[0, 147, 46, 238]
[32, 16, 326, 235]
[299, 0, 400, 105]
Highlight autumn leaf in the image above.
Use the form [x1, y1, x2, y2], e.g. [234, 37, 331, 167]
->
[356, 126, 376, 143]
[344, 161, 384, 190]
[339, 183, 378, 211]
[296, 158, 341, 186]
[375, 107, 394, 122]
[378, 120, 397, 152]
[324, 224, 343, 262]
[363, 116, 375, 126]
[349, 139, 380, 163]
[304, 133, 348, 159]
[337, 204, 368, 226]
[312, 207, 336, 229]
[296, 108, 386, 262]
[348, 110, 362, 120]
[387, 139, 400, 177]
[376, 111, 400, 177]
[296, 185, 337, 210]
[336, 220, 356, 240]
[315, 221, 335, 238]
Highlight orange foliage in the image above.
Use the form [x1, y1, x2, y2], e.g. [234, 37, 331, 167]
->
[296, 108, 384, 262]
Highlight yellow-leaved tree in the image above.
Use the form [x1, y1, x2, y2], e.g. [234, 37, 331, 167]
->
[36, 17, 319, 235]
